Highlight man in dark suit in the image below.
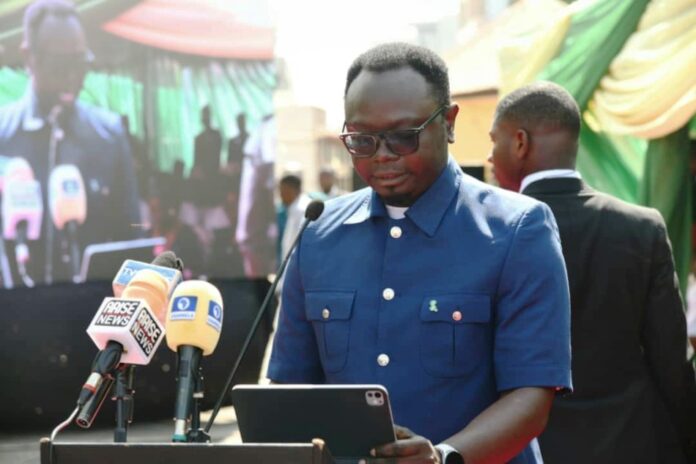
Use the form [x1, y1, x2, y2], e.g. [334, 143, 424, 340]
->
[488, 81, 696, 463]
[0, 0, 140, 285]
[193, 105, 222, 178]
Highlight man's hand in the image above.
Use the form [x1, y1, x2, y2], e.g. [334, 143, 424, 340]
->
[360, 425, 441, 464]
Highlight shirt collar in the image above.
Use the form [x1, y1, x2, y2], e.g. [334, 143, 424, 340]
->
[520, 169, 581, 193]
[344, 156, 460, 237]
[22, 89, 46, 132]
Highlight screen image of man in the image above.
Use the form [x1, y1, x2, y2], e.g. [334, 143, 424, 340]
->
[267, 43, 572, 464]
[489, 81, 696, 464]
[0, 0, 141, 285]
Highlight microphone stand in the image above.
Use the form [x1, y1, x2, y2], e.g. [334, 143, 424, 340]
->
[0, 236, 13, 289]
[113, 365, 135, 443]
[204, 213, 317, 436]
[66, 221, 81, 283]
[186, 366, 210, 443]
[45, 105, 64, 285]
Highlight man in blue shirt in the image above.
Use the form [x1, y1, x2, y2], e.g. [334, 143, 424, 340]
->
[267, 43, 571, 464]
[0, 0, 141, 285]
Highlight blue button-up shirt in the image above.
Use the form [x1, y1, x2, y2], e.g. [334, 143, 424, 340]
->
[268, 159, 571, 463]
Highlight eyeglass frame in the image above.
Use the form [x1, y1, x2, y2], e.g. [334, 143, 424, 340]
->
[339, 104, 449, 158]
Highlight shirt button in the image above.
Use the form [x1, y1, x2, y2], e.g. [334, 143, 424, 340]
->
[377, 354, 390, 367]
[322, 308, 330, 319]
[452, 310, 462, 322]
[390, 226, 402, 239]
[382, 288, 395, 300]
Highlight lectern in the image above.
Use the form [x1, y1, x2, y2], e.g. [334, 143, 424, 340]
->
[40, 438, 336, 464]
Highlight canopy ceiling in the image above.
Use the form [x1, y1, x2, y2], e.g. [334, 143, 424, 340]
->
[103, 0, 274, 60]
[0, 0, 274, 65]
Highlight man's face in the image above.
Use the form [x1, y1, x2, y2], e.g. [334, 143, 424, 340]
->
[319, 172, 334, 193]
[279, 183, 299, 207]
[26, 14, 89, 109]
[488, 117, 522, 191]
[344, 67, 454, 207]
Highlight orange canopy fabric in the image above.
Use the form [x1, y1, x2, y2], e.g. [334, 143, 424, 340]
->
[103, 0, 274, 60]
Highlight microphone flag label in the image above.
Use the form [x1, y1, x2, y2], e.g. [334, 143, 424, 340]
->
[170, 296, 197, 321]
[207, 301, 223, 332]
[94, 299, 140, 327]
[130, 306, 163, 356]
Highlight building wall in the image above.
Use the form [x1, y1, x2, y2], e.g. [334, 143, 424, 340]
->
[450, 89, 498, 181]
[275, 104, 326, 192]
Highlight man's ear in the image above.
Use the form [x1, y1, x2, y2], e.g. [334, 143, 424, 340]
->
[514, 128, 530, 160]
[444, 103, 459, 144]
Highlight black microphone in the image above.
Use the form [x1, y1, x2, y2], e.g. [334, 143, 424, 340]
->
[75, 374, 115, 428]
[204, 199, 325, 434]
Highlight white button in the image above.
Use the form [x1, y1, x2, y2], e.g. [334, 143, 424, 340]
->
[452, 310, 462, 322]
[377, 354, 390, 367]
[382, 288, 395, 300]
[322, 308, 330, 319]
[390, 226, 402, 239]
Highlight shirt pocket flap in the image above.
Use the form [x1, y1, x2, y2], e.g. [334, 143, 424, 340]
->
[419, 294, 491, 324]
[305, 291, 356, 322]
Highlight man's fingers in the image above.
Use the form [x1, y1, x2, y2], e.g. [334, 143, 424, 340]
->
[360, 457, 437, 464]
[393, 424, 416, 439]
[374, 437, 434, 457]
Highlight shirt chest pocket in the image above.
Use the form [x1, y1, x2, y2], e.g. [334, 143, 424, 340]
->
[419, 294, 492, 378]
[305, 291, 355, 374]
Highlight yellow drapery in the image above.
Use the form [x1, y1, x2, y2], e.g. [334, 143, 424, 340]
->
[586, 0, 696, 139]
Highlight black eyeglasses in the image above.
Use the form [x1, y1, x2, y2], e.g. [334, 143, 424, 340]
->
[339, 105, 448, 158]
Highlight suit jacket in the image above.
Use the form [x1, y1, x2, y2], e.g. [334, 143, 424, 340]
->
[0, 91, 141, 284]
[524, 177, 696, 464]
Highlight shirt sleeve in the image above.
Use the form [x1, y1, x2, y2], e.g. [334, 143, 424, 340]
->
[493, 202, 572, 392]
[266, 239, 325, 383]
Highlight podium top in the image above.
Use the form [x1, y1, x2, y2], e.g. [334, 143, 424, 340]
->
[40, 438, 336, 464]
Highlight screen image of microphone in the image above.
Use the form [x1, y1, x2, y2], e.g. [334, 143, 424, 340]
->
[1, 157, 43, 287]
[165, 280, 224, 442]
[76, 268, 170, 428]
[205, 199, 324, 435]
[48, 164, 86, 283]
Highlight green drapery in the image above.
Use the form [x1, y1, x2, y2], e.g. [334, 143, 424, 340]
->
[538, 0, 691, 292]
[0, 53, 275, 174]
[147, 55, 275, 173]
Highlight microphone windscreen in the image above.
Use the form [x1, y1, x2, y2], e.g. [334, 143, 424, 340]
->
[152, 251, 178, 269]
[165, 280, 223, 356]
[305, 200, 325, 221]
[48, 164, 87, 229]
[1, 177, 43, 240]
[121, 269, 169, 323]
[112, 257, 183, 299]
[4, 157, 34, 183]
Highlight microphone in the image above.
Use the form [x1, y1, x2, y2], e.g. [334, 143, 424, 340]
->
[75, 269, 169, 428]
[48, 164, 86, 283]
[75, 255, 175, 427]
[205, 199, 324, 435]
[165, 280, 224, 442]
[1, 157, 43, 287]
[112, 251, 183, 299]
